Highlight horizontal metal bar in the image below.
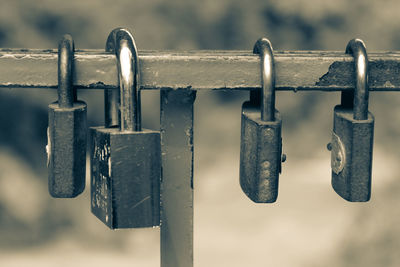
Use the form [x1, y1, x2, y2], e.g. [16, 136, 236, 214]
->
[1, 49, 400, 91]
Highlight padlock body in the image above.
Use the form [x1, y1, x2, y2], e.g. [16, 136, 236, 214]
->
[332, 105, 374, 202]
[90, 127, 161, 229]
[48, 101, 87, 198]
[240, 101, 282, 203]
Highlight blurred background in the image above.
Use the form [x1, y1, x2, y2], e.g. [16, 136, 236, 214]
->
[1, 0, 400, 266]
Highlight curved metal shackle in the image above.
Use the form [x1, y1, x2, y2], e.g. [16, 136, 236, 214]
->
[106, 28, 141, 132]
[253, 38, 276, 122]
[345, 39, 369, 120]
[58, 34, 75, 108]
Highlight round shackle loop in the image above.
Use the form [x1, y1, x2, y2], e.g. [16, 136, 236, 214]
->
[58, 34, 75, 108]
[253, 38, 276, 122]
[106, 28, 141, 132]
[345, 39, 369, 120]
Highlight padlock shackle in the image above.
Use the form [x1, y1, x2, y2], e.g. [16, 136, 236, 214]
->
[104, 89, 119, 128]
[58, 34, 75, 108]
[253, 38, 276, 122]
[106, 28, 141, 132]
[345, 39, 369, 120]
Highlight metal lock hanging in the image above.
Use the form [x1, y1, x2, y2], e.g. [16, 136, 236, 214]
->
[90, 28, 161, 229]
[330, 39, 374, 202]
[239, 38, 283, 203]
[47, 34, 87, 198]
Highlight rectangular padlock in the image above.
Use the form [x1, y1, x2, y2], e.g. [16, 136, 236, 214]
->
[48, 35, 87, 198]
[90, 28, 161, 229]
[90, 127, 161, 228]
[331, 39, 374, 202]
[240, 101, 282, 203]
[239, 39, 283, 203]
[331, 105, 374, 202]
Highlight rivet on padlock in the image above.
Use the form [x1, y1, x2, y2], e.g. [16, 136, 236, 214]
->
[239, 38, 283, 203]
[329, 39, 374, 202]
[47, 34, 87, 198]
[90, 28, 161, 229]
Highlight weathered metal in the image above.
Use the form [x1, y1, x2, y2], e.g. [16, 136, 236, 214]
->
[240, 38, 283, 203]
[47, 34, 87, 198]
[3, 49, 400, 90]
[90, 28, 161, 228]
[331, 39, 374, 202]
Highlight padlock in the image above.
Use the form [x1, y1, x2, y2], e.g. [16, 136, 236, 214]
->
[330, 39, 374, 202]
[90, 28, 161, 229]
[47, 34, 87, 198]
[239, 38, 283, 203]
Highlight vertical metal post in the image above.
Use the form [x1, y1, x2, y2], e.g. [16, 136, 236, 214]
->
[160, 89, 196, 267]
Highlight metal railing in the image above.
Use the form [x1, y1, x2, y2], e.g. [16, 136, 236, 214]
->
[2, 49, 400, 91]
[1, 46, 400, 267]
